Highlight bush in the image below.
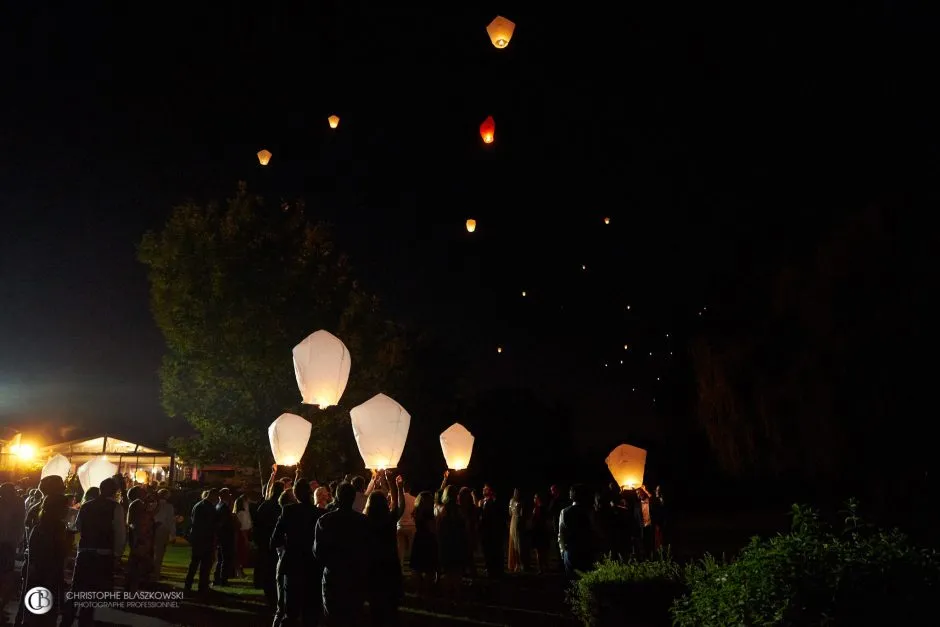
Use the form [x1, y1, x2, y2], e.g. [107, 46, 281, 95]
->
[671, 500, 940, 626]
[568, 550, 685, 627]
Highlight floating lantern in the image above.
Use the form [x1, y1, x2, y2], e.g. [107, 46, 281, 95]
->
[605, 443, 647, 489]
[624, 344, 629, 350]
[440, 423, 475, 471]
[257, 149, 272, 166]
[268, 413, 313, 466]
[328, 114, 340, 129]
[480, 116, 495, 144]
[497, 346, 503, 353]
[350, 393, 411, 470]
[135, 469, 150, 484]
[77, 456, 118, 493]
[486, 16, 515, 49]
[604, 217, 611, 225]
[466, 219, 477, 233]
[292, 330, 351, 407]
[41, 454, 71, 480]
[522, 290, 526, 297]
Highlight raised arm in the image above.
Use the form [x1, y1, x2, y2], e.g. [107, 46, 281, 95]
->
[440, 470, 450, 492]
[393, 474, 405, 519]
[265, 463, 279, 499]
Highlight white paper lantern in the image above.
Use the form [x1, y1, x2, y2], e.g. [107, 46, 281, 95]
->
[77, 456, 118, 493]
[350, 393, 411, 469]
[605, 443, 647, 489]
[268, 413, 313, 466]
[440, 423, 475, 471]
[41, 454, 71, 480]
[292, 330, 351, 407]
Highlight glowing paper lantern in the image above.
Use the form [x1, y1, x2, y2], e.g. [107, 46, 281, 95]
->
[41, 454, 71, 480]
[466, 219, 477, 232]
[268, 413, 312, 466]
[328, 115, 340, 129]
[486, 16, 515, 49]
[497, 346, 503, 353]
[350, 393, 411, 470]
[480, 116, 495, 144]
[292, 330, 351, 407]
[605, 444, 647, 489]
[257, 149, 272, 166]
[604, 217, 611, 225]
[77, 456, 118, 493]
[440, 423, 475, 471]
[135, 470, 150, 484]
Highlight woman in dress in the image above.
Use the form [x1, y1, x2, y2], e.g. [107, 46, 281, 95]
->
[409, 491, 438, 598]
[437, 485, 468, 604]
[233, 495, 251, 578]
[528, 493, 548, 574]
[507, 488, 523, 573]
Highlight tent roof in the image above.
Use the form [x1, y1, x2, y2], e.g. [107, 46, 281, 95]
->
[40, 434, 169, 456]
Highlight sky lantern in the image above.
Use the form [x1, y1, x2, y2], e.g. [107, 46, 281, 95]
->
[466, 219, 477, 232]
[135, 469, 150, 483]
[497, 346, 503, 353]
[268, 413, 312, 466]
[350, 393, 411, 469]
[41, 454, 71, 480]
[77, 456, 118, 493]
[440, 423, 475, 471]
[480, 116, 495, 144]
[257, 149, 272, 166]
[486, 16, 515, 49]
[292, 330, 351, 407]
[605, 443, 647, 489]
[328, 115, 340, 129]
[604, 217, 611, 225]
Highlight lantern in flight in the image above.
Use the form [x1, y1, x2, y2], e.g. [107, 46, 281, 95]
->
[268, 413, 313, 466]
[257, 149, 272, 166]
[328, 115, 340, 129]
[604, 217, 611, 225]
[350, 393, 411, 470]
[292, 330, 351, 407]
[77, 456, 118, 493]
[135, 469, 150, 484]
[440, 423, 475, 471]
[605, 443, 647, 489]
[480, 116, 495, 144]
[41, 454, 71, 480]
[466, 219, 477, 232]
[486, 16, 515, 49]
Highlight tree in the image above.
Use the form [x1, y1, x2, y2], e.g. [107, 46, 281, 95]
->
[139, 182, 409, 475]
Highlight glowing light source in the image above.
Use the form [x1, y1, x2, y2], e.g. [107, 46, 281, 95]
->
[268, 413, 312, 466]
[350, 393, 411, 470]
[606, 443, 647, 490]
[624, 344, 629, 350]
[328, 115, 340, 129]
[626, 305, 631, 310]
[292, 330, 351, 407]
[135, 470, 150, 483]
[77, 456, 118, 493]
[257, 149, 272, 166]
[12, 443, 35, 460]
[604, 217, 611, 225]
[440, 423, 475, 471]
[582, 264, 587, 270]
[466, 219, 476, 233]
[522, 290, 526, 297]
[480, 116, 495, 144]
[486, 16, 515, 49]
[497, 346, 503, 354]
[41, 454, 71, 479]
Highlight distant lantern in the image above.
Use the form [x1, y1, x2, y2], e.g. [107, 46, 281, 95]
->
[135, 469, 150, 484]
[466, 219, 477, 233]
[77, 456, 118, 493]
[268, 413, 312, 466]
[522, 290, 526, 297]
[606, 443, 648, 490]
[292, 330, 351, 407]
[624, 344, 629, 350]
[257, 149, 272, 166]
[480, 116, 495, 144]
[350, 393, 411, 470]
[604, 217, 611, 225]
[497, 346, 503, 354]
[41, 454, 71, 480]
[440, 423, 475, 471]
[328, 114, 340, 129]
[486, 16, 515, 49]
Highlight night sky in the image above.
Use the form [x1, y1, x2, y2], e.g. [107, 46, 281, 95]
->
[1, 3, 937, 480]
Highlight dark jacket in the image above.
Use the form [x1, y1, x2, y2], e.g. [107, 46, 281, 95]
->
[253, 498, 280, 551]
[188, 499, 217, 552]
[271, 501, 322, 576]
[314, 507, 369, 618]
[559, 502, 594, 568]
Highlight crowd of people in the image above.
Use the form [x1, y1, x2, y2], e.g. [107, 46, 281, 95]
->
[0, 466, 667, 627]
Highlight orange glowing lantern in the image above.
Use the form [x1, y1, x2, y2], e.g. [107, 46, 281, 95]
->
[257, 149, 272, 166]
[604, 217, 611, 225]
[328, 115, 340, 129]
[480, 116, 495, 144]
[466, 219, 476, 232]
[486, 16, 515, 49]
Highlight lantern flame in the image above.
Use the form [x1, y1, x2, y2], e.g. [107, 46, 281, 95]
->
[486, 16, 516, 49]
[257, 149, 272, 166]
[466, 219, 476, 233]
[328, 115, 340, 129]
[480, 116, 495, 144]
[605, 444, 647, 491]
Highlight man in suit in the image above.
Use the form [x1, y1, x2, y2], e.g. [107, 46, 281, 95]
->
[184, 488, 219, 595]
[271, 477, 323, 626]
